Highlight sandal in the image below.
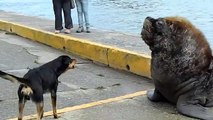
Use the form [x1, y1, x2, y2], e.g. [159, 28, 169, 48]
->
[64, 29, 71, 34]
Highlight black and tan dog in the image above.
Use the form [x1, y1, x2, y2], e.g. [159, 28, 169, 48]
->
[0, 55, 76, 120]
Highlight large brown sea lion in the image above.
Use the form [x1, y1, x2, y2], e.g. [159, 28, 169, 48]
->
[141, 16, 213, 120]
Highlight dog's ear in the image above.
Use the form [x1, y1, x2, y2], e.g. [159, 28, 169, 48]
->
[61, 56, 71, 66]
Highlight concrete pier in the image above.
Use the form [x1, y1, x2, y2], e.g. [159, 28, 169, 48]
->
[0, 11, 196, 120]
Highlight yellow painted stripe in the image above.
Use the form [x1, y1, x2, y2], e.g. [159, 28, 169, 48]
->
[8, 90, 147, 120]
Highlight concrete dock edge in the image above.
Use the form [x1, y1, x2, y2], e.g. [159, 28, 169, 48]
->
[0, 20, 151, 78]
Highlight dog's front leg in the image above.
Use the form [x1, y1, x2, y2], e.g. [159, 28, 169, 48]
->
[51, 90, 58, 118]
[36, 102, 44, 120]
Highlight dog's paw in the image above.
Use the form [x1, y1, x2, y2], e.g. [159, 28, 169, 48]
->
[18, 118, 22, 120]
[54, 114, 58, 119]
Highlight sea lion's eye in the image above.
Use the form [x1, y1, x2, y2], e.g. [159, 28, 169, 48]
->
[156, 20, 164, 28]
[155, 20, 164, 36]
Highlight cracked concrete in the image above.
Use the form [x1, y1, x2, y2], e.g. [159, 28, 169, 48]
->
[0, 30, 154, 120]
[0, 25, 198, 120]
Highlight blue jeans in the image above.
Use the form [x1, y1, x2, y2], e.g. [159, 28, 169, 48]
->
[75, 0, 90, 28]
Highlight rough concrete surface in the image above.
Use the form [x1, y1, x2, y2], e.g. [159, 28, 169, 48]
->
[0, 29, 196, 120]
[0, 10, 199, 120]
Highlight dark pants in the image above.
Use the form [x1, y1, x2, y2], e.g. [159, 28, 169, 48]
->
[52, 0, 73, 30]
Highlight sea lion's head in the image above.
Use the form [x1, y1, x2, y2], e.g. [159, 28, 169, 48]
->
[141, 17, 168, 47]
[141, 16, 210, 54]
[141, 16, 212, 74]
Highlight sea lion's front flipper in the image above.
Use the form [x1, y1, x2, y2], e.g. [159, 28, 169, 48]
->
[177, 95, 213, 120]
[147, 89, 166, 102]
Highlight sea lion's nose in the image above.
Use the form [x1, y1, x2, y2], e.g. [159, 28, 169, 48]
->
[146, 17, 155, 23]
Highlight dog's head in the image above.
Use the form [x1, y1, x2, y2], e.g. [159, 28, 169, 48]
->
[59, 55, 77, 69]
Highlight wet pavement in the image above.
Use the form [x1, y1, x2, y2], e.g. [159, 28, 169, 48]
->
[0, 27, 196, 119]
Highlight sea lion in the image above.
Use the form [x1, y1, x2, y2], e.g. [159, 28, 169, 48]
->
[141, 16, 213, 120]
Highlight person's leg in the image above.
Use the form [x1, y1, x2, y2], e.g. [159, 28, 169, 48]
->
[62, 0, 73, 33]
[82, 0, 90, 33]
[76, 0, 84, 32]
[52, 0, 63, 32]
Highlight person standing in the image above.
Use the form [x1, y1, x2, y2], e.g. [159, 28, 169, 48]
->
[75, 0, 91, 33]
[52, 0, 73, 34]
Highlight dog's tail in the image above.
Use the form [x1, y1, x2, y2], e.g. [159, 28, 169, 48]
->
[0, 70, 28, 84]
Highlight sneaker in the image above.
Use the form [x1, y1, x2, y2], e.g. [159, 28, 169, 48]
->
[86, 27, 91, 33]
[76, 27, 84, 33]
[55, 30, 61, 34]
[64, 29, 71, 34]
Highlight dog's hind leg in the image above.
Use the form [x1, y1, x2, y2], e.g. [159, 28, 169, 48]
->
[51, 90, 58, 118]
[18, 99, 26, 120]
[36, 102, 44, 120]
[18, 85, 27, 120]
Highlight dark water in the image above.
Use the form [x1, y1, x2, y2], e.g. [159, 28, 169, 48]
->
[0, 0, 213, 47]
